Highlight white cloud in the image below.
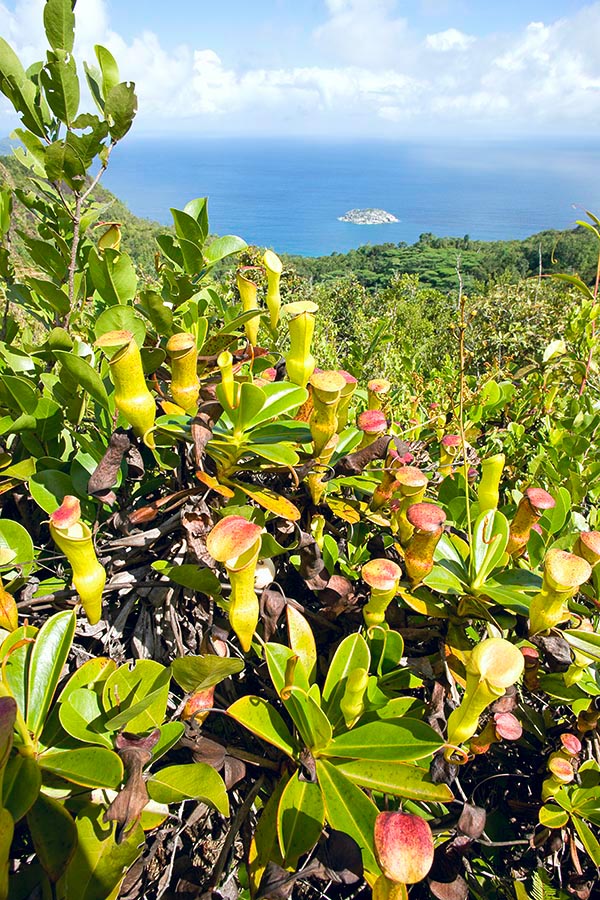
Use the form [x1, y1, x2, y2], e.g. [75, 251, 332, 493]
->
[425, 28, 475, 52]
[0, 0, 599, 137]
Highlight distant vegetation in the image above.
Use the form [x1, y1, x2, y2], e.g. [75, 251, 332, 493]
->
[287, 226, 599, 292]
[1, 3, 599, 899]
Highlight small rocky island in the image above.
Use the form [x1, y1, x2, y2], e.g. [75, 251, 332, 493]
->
[338, 208, 399, 224]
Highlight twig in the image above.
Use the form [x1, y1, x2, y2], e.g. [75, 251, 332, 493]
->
[208, 774, 266, 889]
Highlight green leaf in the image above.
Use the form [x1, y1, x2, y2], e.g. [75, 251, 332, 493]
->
[147, 763, 229, 814]
[38, 747, 123, 788]
[0, 626, 37, 717]
[28, 469, 75, 513]
[59, 657, 117, 704]
[171, 208, 205, 245]
[564, 629, 600, 662]
[573, 815, 600, 866]
[151, 721, 185, 762]
[95, 45, 119, 98]
[330, 758, 454, 803]
[0, 374, 37, 414]
[183, 197, 209, 238]
[88, 248, 137, 307]
[0, 519, 35, 575]
[95, 305, 146, 349]
[171, 655, 244, 694]
[137, 290, 173, 337]
[43, 0, 75, 53]
[26, 610, 76, 739]
[58, 688, 112, 748]
[41, 54, 80, 127]
[286, 606, 317, 684]
[27, 792, 77, 883]
[423, 562, 467, 595]
[103, 662, 171, 732]
[472, 509, 509, 585]
[227, 696, 298, 758]
[53, 351, 110, 411]
[28, 277, 70, 316]
[265, 642, 310, 697]
[62, 804, 144, 900]
[316, 758, 379, 876]
[151, 561, 220, 596]
[538, 803, 570, 829]
[277, 771, 324, 868]
[244, 382, 308, 430]
[0, 806, 13, 897]
[249, 772, 289, 894]
[104, 82, 137, 140]
[322, 633, 370, 728]
[204, 234, 247, 264]
[2, 755, 41, 821]
[320, 719, 442, 762]
[539, 487, 571, 536]
[287, 687, 332, 751]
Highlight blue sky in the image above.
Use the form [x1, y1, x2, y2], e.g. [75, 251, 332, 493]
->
[1, 0, 599, 137]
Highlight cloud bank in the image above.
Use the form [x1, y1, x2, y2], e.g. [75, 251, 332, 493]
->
[1, 0, 599, 137]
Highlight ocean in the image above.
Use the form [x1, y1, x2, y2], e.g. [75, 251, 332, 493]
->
[102, 139, 600, 257]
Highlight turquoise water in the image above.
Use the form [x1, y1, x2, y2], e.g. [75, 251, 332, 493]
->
[102, 139, 600, 257]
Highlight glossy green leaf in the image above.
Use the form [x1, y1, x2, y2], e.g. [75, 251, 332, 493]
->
[27, 793, 76, 883]
[286, 605, 317, 684]
[564, 630, 600, 662]
[0, 519, 34, 575]
[203, 234, 247, 264]
[62, 804, 144, 900]
[330, 758, 454, 802]
[424, 562, 467, 595]
[59, 658, 117, 703]
[277, 771, 324, 868]
[53, 351, 110, 411]
[95, 45, 119, 97]
[472, 509, 509, 584]
[104, 82, 137, 141]
[0, 806, 13, 899]
[38, 747, 123, 788]
[26, 610, 76, 739]
[316, 758, 379, 876]
[147, 763, 228, 814]
[573, 815, 600, 866]
[171, 208, 204, 245]
[151, 722, 185, 763]
[151, 561, 220, 596]
[249, 772, 289, 894]
[538, 803, 569, 829]
[2, 755, 41, 821]
[43, 0, 75, 53]
[539, 487, 571, 536]
[171, 655, 243, 694]
[322, 633, 370, 729]
[58, 688, 112, 748]
[227, 696, 298, 758]
[88, 248, 137, 307]
[102, 660, 170, 732]
[95, 306, 146, 348]
[28, 469, 74, 514]
[0, 625, 37, 717]
[265, 642, 310, 697]
[0, 374, 37, 414]
[321, 719, 442, 762]
[288, 687, 332, 751]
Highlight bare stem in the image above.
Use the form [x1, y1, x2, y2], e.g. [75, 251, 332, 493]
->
[65, 141, 116, 328]
[456, 256, 473, 553]
[578, 246, 600, 397]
